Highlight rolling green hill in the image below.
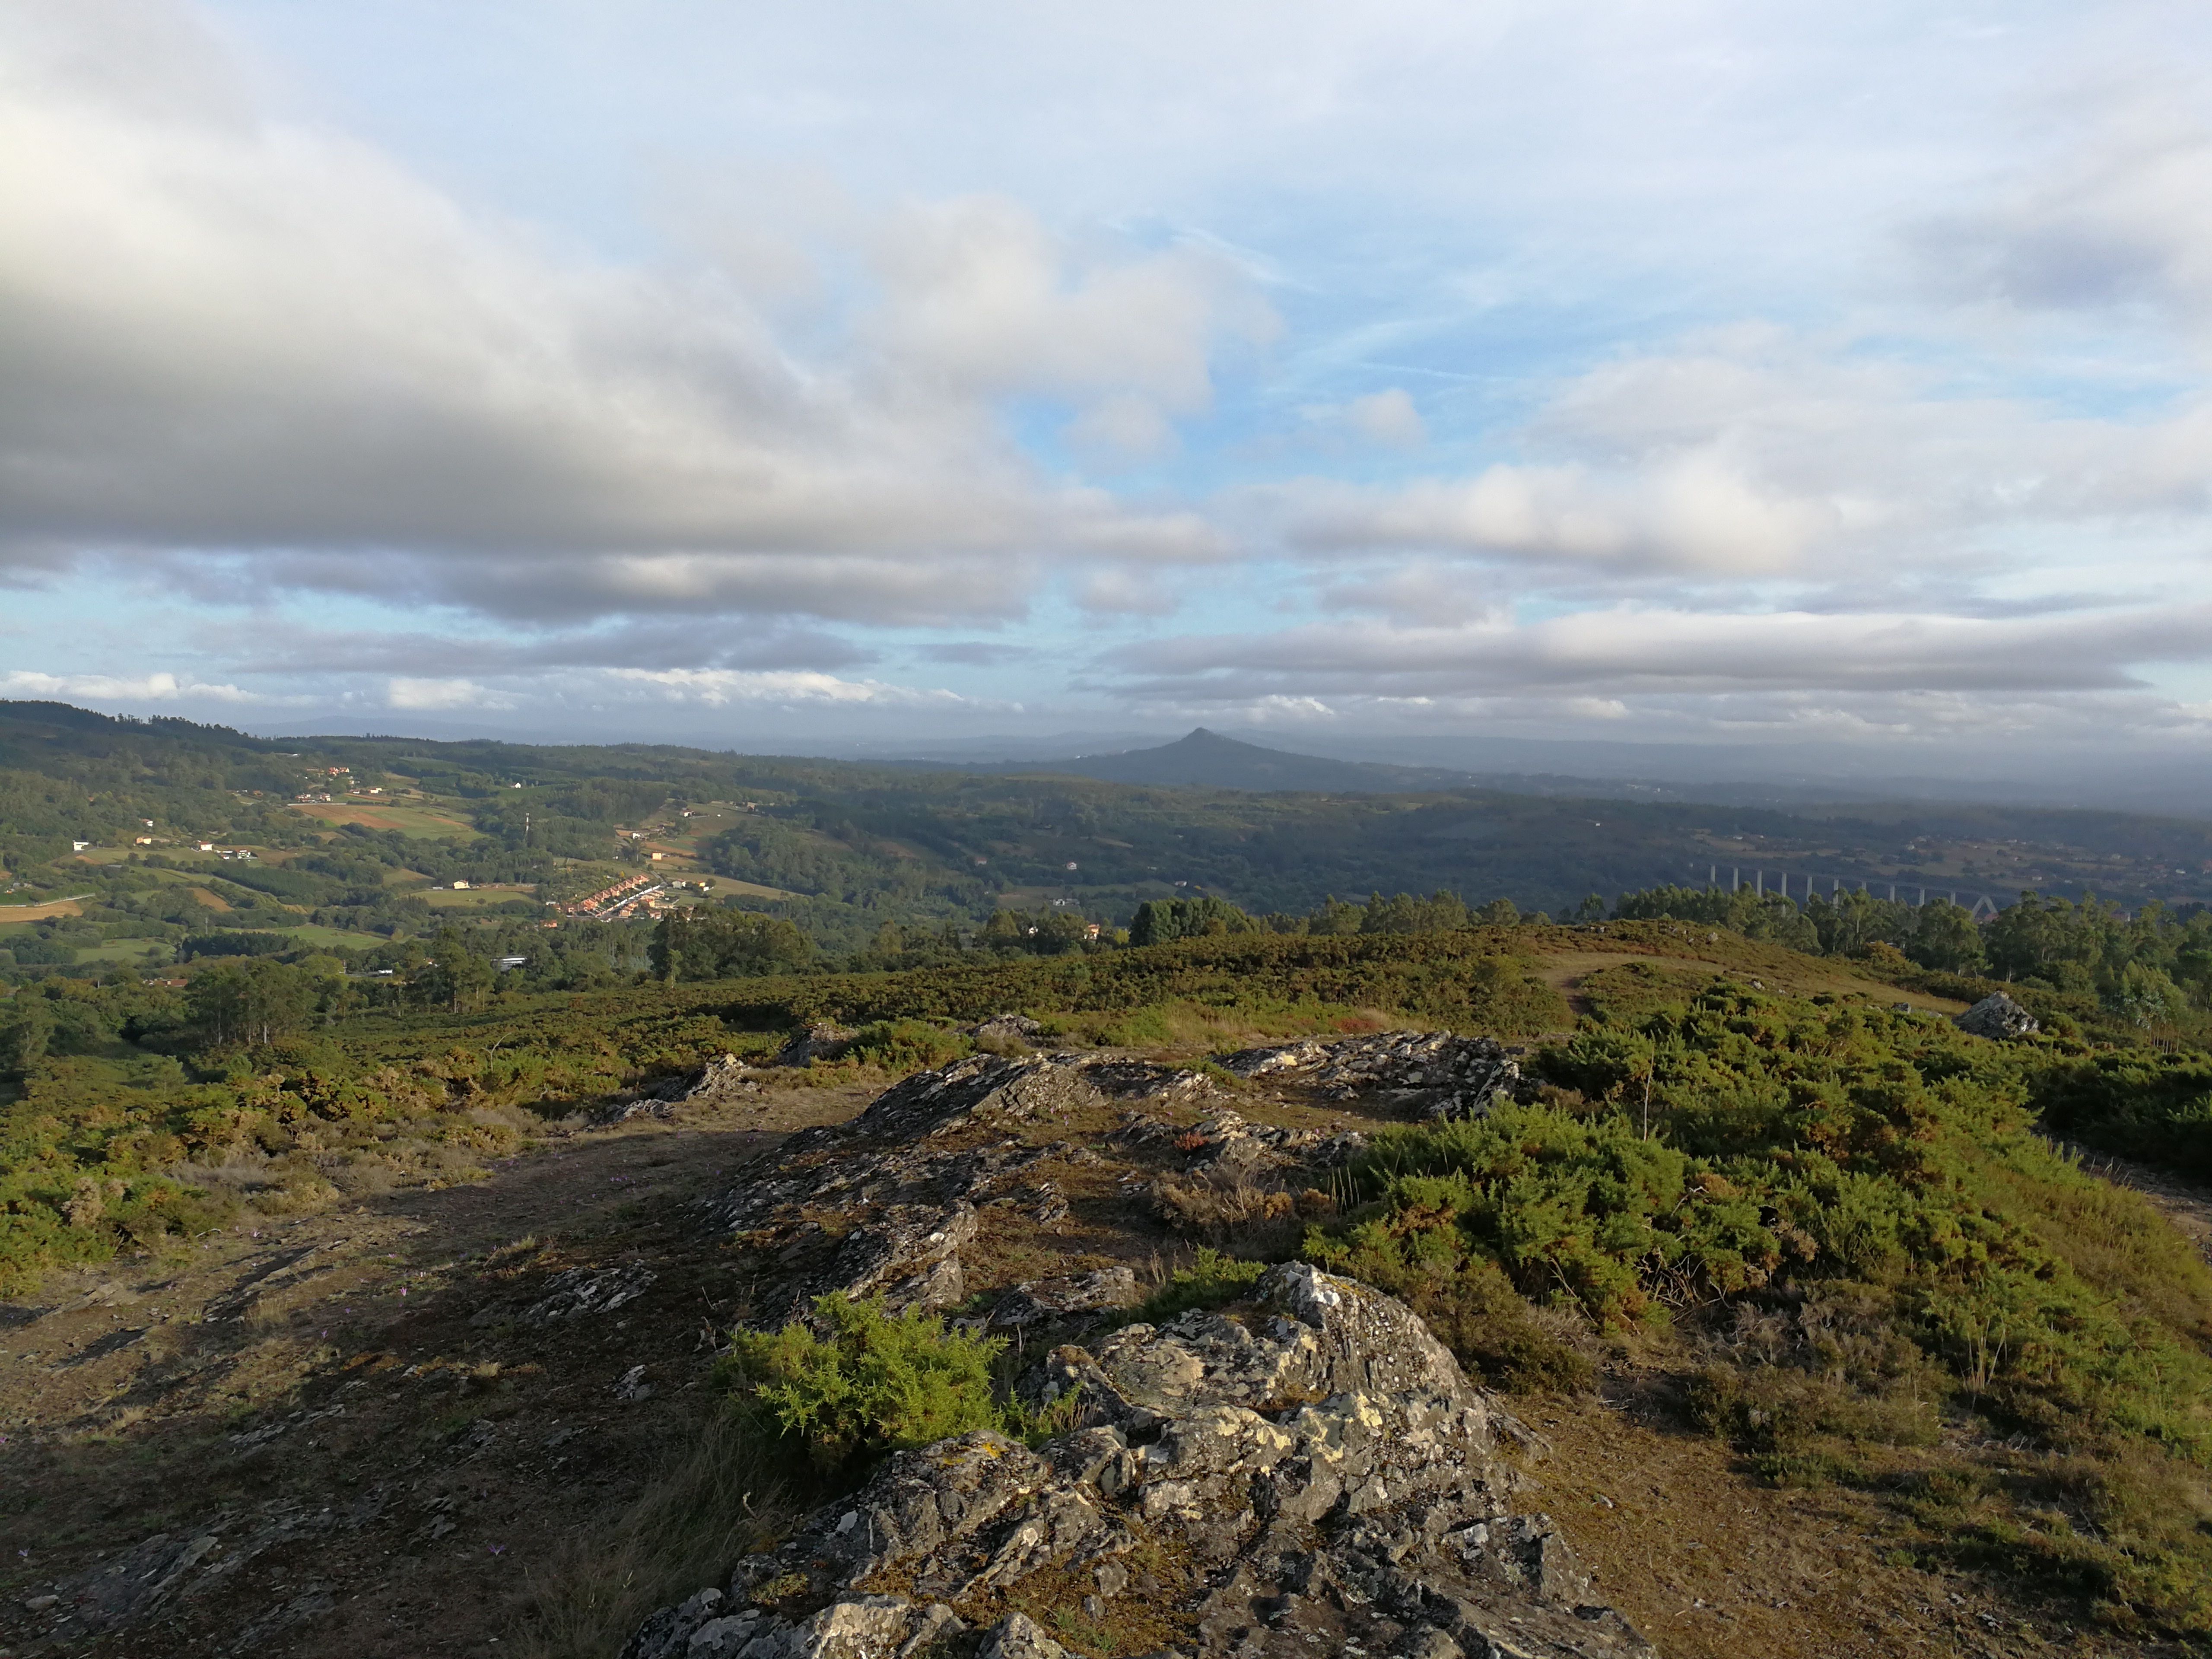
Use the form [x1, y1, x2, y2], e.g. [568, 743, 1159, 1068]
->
[3, 700, 2210, 981]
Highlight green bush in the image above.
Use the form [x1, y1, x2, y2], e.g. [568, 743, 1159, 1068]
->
[721, 1293, 1007, 1469]
[1298, 1235, 1593, 1394]
[1134, 1246, 1267, 1323]
[1301, 982, 2212, 1634]
[842, 1019, 971, 1074]
[2030, 1049, 2212, 1179]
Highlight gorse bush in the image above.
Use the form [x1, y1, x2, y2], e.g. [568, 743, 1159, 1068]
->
[722, 1293, 1008, 1470]
[1134, 1247, 1268, 1323]
[840, 1019, 972, 1074]
[2029, 1047, 2212, 1179]
[1306, 983, 2212, 1633]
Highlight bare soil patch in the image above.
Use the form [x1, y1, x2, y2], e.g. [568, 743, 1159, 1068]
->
[0, 1084, 871, 1659]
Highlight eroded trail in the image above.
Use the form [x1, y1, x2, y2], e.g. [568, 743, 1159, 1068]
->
[2066, 1142, 2212, 1267]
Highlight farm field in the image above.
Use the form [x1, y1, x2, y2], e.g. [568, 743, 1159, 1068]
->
[0, 897, 89, 924]
[417, 884, 544, 911]
[288, 798, 480, 838]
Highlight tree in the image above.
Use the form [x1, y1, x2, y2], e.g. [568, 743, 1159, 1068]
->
[1360, 890, 1473, 935]
[1613, 884, 1821, 953]
[2110, 961, 2188, 1030]
[1983, 893, 2107, 989]
[415, 927, 496, 1012]
[0, 998, 56, 1073]
[975, 909, 1090, 956]
[1907, 900, 1985, 975]
[186, 959, 318, 1047]
[650, 908, 814, 982]
[1128, 896, 1257, 947]
[1804, 888, 1915, 958]
[1305, 895, 1363, 936]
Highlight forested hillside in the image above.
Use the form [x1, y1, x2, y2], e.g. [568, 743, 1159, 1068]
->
[5, 701, 2210, 987]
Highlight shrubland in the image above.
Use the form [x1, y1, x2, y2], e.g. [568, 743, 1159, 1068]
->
[1304, 986, 2212, 1634]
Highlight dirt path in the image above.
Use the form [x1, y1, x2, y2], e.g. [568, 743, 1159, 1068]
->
[0, 1084, 872, 1659]
[2063, 1142, 2212, 1267]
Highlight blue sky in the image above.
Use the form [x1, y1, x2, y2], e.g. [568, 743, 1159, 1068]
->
[6, 0, 2212, 759]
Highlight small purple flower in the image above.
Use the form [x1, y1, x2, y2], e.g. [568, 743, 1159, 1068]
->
[488, 1543, 506, 1555]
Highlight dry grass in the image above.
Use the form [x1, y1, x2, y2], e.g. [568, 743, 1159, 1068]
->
[1149, 1168, 1312, 1254]
[507, 1403, 812, 1659]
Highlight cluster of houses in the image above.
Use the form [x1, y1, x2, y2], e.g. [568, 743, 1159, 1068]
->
[556, 869, 716, 923]
[563, 872, 653, 917]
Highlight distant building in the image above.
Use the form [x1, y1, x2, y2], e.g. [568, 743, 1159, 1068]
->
[71, 839, 90, 851]
[451, 880, 471, 890]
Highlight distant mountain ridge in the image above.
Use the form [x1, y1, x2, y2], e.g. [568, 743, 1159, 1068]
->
[892, 727, 1483, 794]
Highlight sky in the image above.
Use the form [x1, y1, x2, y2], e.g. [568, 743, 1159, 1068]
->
[6, 0, 2212, 765]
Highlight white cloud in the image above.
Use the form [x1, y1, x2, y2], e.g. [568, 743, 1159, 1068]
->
[603, 667, 987, 709]
[0, 6, 1262, 625]
[1067, 394, 1180, 460]
[387, 677, 509, 711]
[1269, 325, 2212, 580]
[1107, 603, 2212, 702]
[1076, 566, 1179, 615]
[1345, 389, 1426, 447]
[865, 195, 1275, 412]
[1909, 97, 2212, 334]
[0, 668, 254, 702]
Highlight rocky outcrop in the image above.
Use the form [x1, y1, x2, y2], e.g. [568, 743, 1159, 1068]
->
[777, 1023, 859, 1067]
[700, 1054, 1195, 1328]
[520, 1262, 657, 1325]
[595, 1053, 765, 1124]
[642, 1046, 1645, 1656]
[1221, 1032, 1522, 1122]
[968, 1012, 1048, 1048]
[27, 1495, 386, 1647]
[623, 1262, 1649, 1659]
[1954, 993, 2039, 1041]
[985, 1266, 1141, 1331]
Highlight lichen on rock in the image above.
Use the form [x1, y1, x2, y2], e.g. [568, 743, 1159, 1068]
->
[627, 1253, 1651, 1659]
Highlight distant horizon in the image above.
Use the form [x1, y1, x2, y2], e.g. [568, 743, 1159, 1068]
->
[16, 695, 2212, 820]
